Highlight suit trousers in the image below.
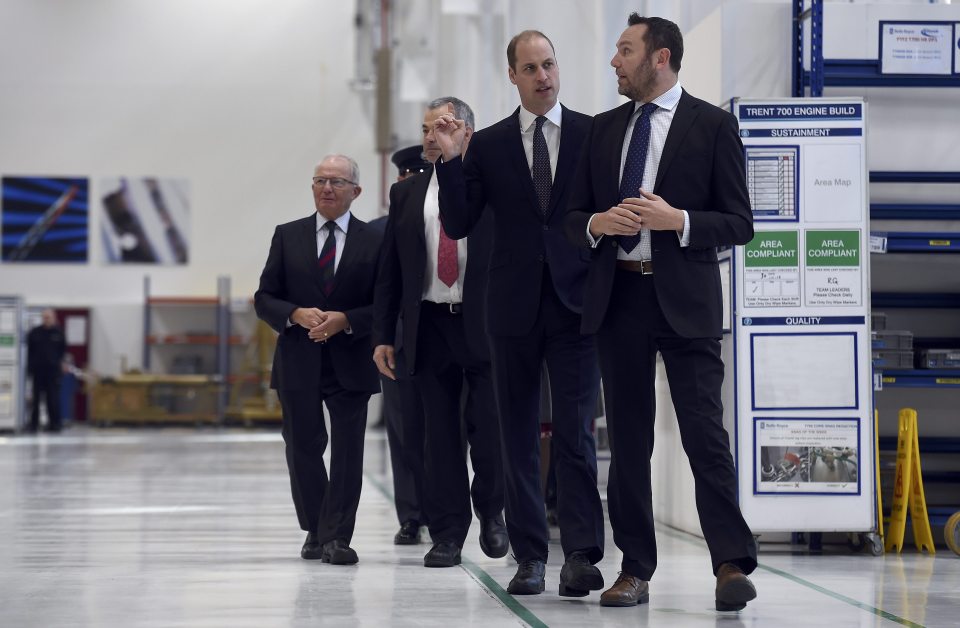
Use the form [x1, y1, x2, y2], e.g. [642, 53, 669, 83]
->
[30, 372, 62, 430]
[489, 267, 604, 563]
[277, 345, 371, 545]
[381, 346, 427, 526]
[597, 269, 757, 579]
[413, 303, 503, 547]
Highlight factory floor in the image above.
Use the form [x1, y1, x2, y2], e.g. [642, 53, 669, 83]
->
[1, 427, 957, 627]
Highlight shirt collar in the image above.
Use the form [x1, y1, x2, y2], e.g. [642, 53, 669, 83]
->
[518, 100, 563, 133]
[316, 210, 352, 234]
[633, 81, 683, 115]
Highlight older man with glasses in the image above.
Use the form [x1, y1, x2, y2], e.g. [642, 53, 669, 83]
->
[255, 154, 383, 565]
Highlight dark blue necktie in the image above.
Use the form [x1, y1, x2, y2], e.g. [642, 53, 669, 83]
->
[618, 102, 658, 254]
[531, 115, 552, 213]
[317, 221, 337, 296]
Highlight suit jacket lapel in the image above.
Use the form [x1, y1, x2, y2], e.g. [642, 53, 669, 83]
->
[544, 105, 577, 221]
[654, 90, 699, 192]
[504, 109, 542, 216]
[407, 171, 430, 259]
[329, 215, 363, 297]
[609, 101, 636, 200]
[301, 214, 326, 295]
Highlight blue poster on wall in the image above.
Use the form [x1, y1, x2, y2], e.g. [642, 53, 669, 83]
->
[1, 176, 89, 263]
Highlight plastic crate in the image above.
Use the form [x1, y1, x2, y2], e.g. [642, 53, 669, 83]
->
[871, 311, 887, 331]
[872, 349, 914, 369]
[917, 349, 960, 369]
[872, 330, 913, 350]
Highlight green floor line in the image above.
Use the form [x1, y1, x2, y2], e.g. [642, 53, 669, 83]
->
[461, 557, 550, 628]
[363, 471, 547, 628]
[654, 524, 924, 628]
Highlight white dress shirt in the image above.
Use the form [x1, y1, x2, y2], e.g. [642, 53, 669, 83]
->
[422, 170, 468, 303]
[518, 101, 562, 177]
[588, 81, 691, 258]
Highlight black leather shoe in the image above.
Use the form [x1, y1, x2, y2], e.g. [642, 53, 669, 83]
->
[424, 541, 462, 568]
[559, 550, 604, 596]
[507, 558, 546, 595]
[321, 539, 358, 565]
[479, 515, 509, 558]
[301, 531, 323, 560]
[394, 520, 421, 545]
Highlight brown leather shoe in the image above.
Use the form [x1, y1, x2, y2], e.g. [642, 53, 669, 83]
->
[599, 571, 649, 607]
[715, 563, 756, 611]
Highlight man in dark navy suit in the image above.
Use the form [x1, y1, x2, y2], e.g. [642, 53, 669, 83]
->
[564, 15, 757, 610]
[432, 32, 604, 597]
[255, 154, 382, 565]
[373, 97, 506, 569]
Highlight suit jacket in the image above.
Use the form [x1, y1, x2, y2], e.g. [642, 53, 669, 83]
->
[254, 213, 381, 393]
[564, 90, 754, 338]
[372, 169, 493, 373]
[435, 105, 592, 336]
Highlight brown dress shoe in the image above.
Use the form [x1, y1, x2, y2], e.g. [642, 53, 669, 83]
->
[599, 572, 649, 607]
[715, 563, 756, 611]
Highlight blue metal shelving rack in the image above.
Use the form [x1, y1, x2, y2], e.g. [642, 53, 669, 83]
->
[795, 0, 960, 546]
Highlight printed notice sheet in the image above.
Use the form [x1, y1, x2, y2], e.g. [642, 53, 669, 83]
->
[756, 418, 859, 494]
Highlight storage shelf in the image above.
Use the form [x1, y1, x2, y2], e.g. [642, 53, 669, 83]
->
[871, 204, 960, 220]
[871, 293, 960, 309]
[878, 369, 960, 388]
[148, 297, 219, 305]
[148, 334, 219, 345]
[870, 171, 960, 184]
[803, 60, 960, 90]
[227, 374, 261, 383]
[873, 232, 960, 253]
[878, 435, 960, 452]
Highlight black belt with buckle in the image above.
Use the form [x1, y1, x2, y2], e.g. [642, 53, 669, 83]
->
[616, 259, 654, 274]
[422, 300, 462, 315]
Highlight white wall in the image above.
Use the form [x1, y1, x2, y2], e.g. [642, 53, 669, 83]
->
[0, 0, 746, 376]
[0, 0, 380, 373]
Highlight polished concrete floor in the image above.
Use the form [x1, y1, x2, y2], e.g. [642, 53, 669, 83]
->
[1, 427, 958, 627]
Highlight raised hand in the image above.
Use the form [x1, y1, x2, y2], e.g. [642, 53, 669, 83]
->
[433, 110, 467, 161]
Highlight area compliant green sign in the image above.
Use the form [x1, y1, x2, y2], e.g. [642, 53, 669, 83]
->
[806, 230, 859, 267]
[744, 231, 798, 267]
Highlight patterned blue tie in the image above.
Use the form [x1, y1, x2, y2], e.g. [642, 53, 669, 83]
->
[317, 221, 337, 296]
[531, 116, 552, 213]
[618, 102, 658, 254]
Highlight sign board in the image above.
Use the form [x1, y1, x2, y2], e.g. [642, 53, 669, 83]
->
[732, 98, 874, 531]
[880, 21, 955, 75]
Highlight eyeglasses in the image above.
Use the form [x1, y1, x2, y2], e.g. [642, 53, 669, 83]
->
[312, 177, 357, 189]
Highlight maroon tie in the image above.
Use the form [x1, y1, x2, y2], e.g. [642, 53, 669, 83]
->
[437, 220, 458, 287]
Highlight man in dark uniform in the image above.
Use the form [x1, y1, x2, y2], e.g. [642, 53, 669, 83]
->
[371, 145, 432, 545]
[26, 308, 66, 433]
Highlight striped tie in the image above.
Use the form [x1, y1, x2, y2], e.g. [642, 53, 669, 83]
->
[317, 221, 337, 295]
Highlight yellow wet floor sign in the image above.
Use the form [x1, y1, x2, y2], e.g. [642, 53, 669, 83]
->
[885, 408, 935, 553]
